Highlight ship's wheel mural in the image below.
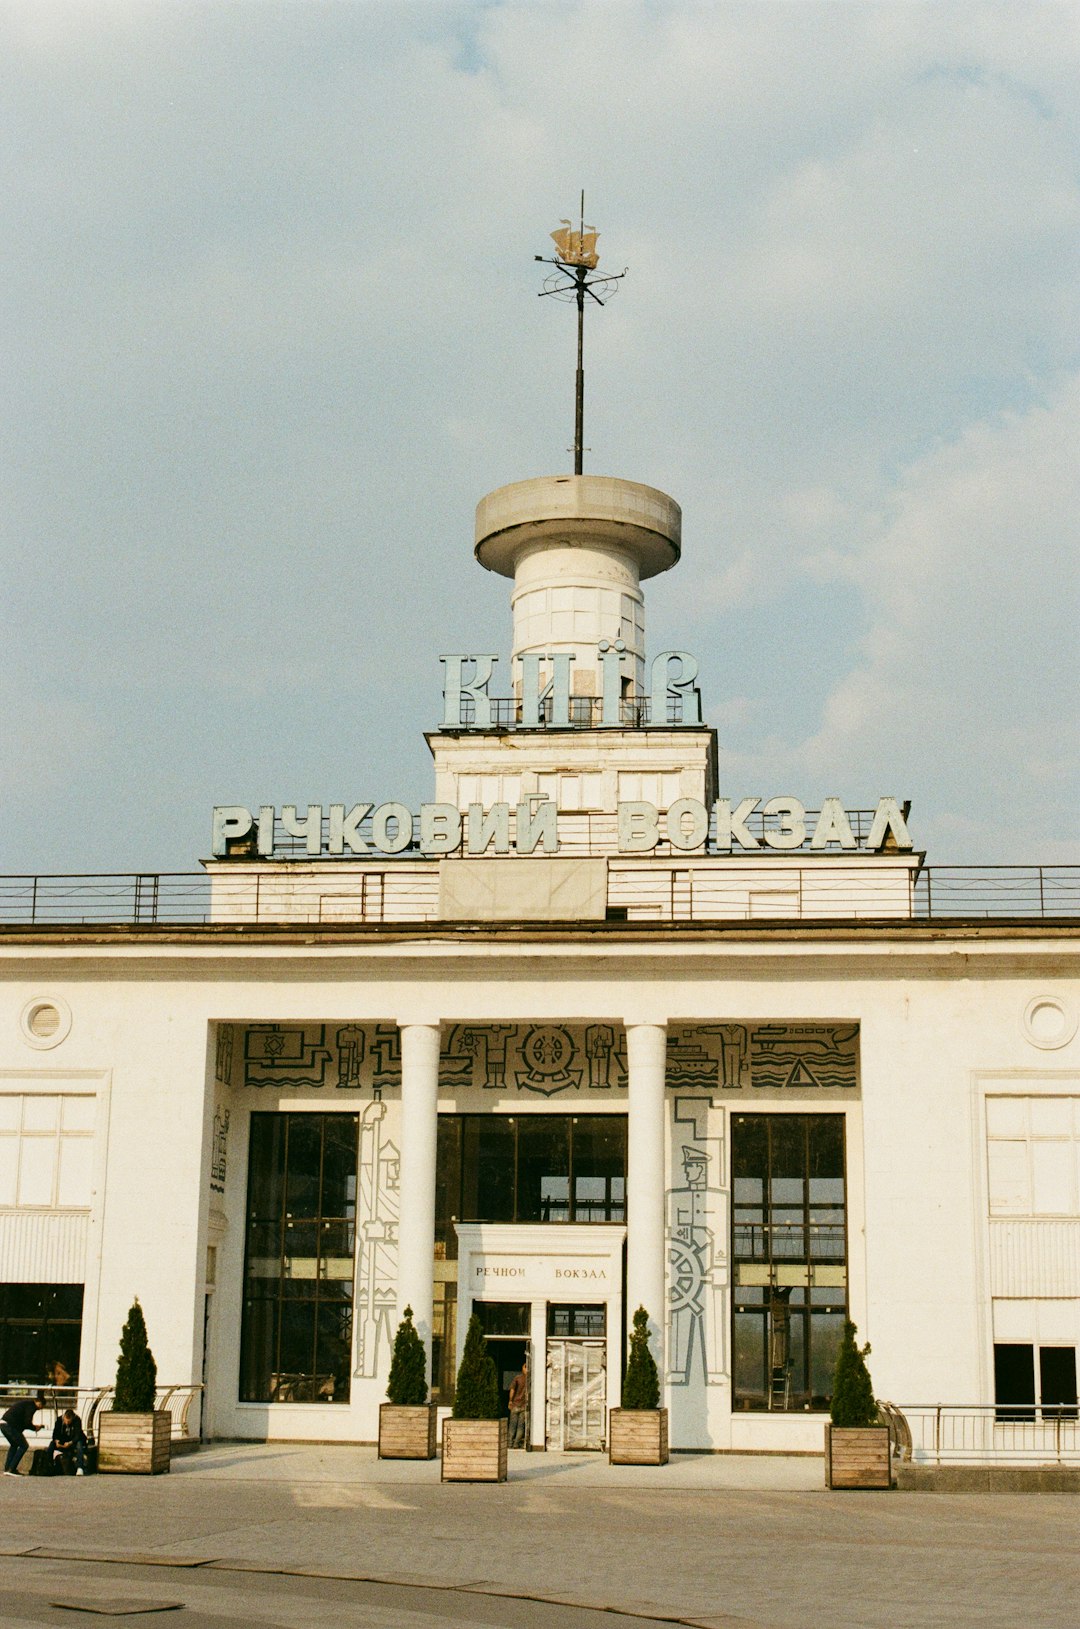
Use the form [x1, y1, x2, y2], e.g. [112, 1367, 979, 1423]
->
[440, 1023, 628, 1095]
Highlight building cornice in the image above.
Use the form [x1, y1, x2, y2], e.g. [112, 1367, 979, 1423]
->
[0, 918, 1078, 984]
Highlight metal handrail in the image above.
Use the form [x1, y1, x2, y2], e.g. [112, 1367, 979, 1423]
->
[0, 1382, 203, 1441]
[0, 865, 1076, 927]
[896, 1402, 1080, 1465]
[450, 693, 686, 728]
[875, 1400, 913, 1461]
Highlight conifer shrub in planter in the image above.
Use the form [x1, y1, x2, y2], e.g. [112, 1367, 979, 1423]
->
[609, 1306, 669, 1464]
[441, 1313, 507, 1482]
[379, 1306, 437, 1459]
[98, 1299, 171, 1475]
[824, 1320, 892, 1489]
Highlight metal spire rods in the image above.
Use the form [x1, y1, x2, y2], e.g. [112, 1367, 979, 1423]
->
[536, 194, 627, 475]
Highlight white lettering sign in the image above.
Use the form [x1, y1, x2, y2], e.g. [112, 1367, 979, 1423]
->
[441, 646, 702, 729]
[211, 798, 913, 858]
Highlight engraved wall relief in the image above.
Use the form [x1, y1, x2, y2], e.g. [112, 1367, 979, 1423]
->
[214, 1022, 235, 1086]
[663, 1024, 859, 1389]
[667, 1096, 728, 1387]
[211, 1024, 235, 1199]
[241, 1023, 402, 1093]
[439, 1023, 628, 1096]
[234, 1023, 402, 1381]
[209, 1106, 230, 1198]
[666, 1023, 859, 1097]
[354, 1099, 400, 1379]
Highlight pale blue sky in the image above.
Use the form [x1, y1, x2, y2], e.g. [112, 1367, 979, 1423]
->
[2, 0, 1078, 872]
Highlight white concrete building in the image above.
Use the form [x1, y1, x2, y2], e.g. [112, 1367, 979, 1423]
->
[1, 472, 1078, 1455]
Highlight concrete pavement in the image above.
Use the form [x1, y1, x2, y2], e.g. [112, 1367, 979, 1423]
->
[0, 1444, 1077, 1628]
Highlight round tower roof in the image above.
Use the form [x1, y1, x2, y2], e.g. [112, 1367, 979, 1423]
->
[475, 474, 681, 580]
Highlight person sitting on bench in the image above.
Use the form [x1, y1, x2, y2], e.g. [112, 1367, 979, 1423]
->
[50, 1409, 88, 1475]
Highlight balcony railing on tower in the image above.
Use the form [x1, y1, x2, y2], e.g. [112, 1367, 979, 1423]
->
[446, 693, 688, 728]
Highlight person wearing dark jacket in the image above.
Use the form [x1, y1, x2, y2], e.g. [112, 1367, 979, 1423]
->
[51, 1409, 88, 1475]
[507, 1358, 529, 1449]
[2, 1393, 45, 1476]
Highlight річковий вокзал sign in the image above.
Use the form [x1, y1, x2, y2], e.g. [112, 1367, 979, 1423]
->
[212, 797, 913, 859]
[213, 649, 913, 859]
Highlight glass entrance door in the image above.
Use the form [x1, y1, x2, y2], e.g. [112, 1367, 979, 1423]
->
[473, 1302, 531, 1436]
[546, 1339, 606, 1450]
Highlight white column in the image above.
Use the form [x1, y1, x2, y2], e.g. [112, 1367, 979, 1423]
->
[396, 1023, 441, 1358]
[625, 1022, 668, 1373]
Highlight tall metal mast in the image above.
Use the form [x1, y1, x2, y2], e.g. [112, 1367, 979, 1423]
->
[536, 195, 626, 474]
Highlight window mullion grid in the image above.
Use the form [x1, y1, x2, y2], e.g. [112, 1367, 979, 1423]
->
[512, 1116, 520, 1225]
[801, 1118, 811, 1400]
[312, 1118, 326, 1386]
[455, 1116, 464, 1233]
[568, 1119, 576, 1224]
[273, 1118, 289, 1396]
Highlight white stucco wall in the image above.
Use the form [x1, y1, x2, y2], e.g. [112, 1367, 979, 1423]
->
[0, 932, 1077, 1449]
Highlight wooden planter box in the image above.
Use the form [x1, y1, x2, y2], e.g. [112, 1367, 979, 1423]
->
[97, 1411, 172, 1475]
[609, 1408, 669, 1465]
[441, 1417, 507, 1482]
[378, 1403, 438, 1460]
[824, 1424, 893, 1489]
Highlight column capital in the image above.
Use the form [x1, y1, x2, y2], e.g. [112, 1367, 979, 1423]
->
[396, 1019, 443, 1038]
[625, 1022, 668, 1074]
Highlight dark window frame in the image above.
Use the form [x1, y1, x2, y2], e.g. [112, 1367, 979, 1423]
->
[731, 1113, 848, 1414]
[0, 1284, 84, 1387]
[995, 1342, 1078, 1421]
[435, 1113, 627, 1255]
[239, 1112, 359, 1405]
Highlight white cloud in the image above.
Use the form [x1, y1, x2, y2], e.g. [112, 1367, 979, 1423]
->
[724, 371, 1080, 858]
[0, 0, 1078, 868]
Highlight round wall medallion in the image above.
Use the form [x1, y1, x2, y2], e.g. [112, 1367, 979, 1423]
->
[19, 996, 71, 1050]
[1022, 997, 1077, 1051]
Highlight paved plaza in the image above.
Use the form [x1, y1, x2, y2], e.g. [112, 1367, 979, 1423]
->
[0, 1444, 1077, 1628]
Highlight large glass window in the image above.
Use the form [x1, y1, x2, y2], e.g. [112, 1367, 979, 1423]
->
[0, 1095, 95, 1209]
[572, 1118, 627, 1223]
[732, 1114, 846, 1412]
[436, 1115, 627, 1256]
[994, 1343, 1078, 1421]
[517, 1119, 570, 1222]
[431, 1281, 457, 1408]
[0, 1285, 83, 1386]
[461, 1117, 515, 1224]
[548, 1304, 606, 1337]
[986, 1097, 1080, 1215]
[240, 1113, 358, 1404]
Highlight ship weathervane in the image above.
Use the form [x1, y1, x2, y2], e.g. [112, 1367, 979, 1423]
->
[535, 193, 627, 474]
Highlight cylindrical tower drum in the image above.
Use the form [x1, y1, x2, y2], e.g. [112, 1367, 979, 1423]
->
[475, 474, 681, 699]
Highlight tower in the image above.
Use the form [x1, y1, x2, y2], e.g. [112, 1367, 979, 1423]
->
[475, 473, 680, 703]
[428, 212, 717, 845]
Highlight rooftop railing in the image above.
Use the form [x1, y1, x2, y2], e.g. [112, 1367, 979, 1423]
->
[0, 865, 1076, 927]
[448, 693, 691, 728]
